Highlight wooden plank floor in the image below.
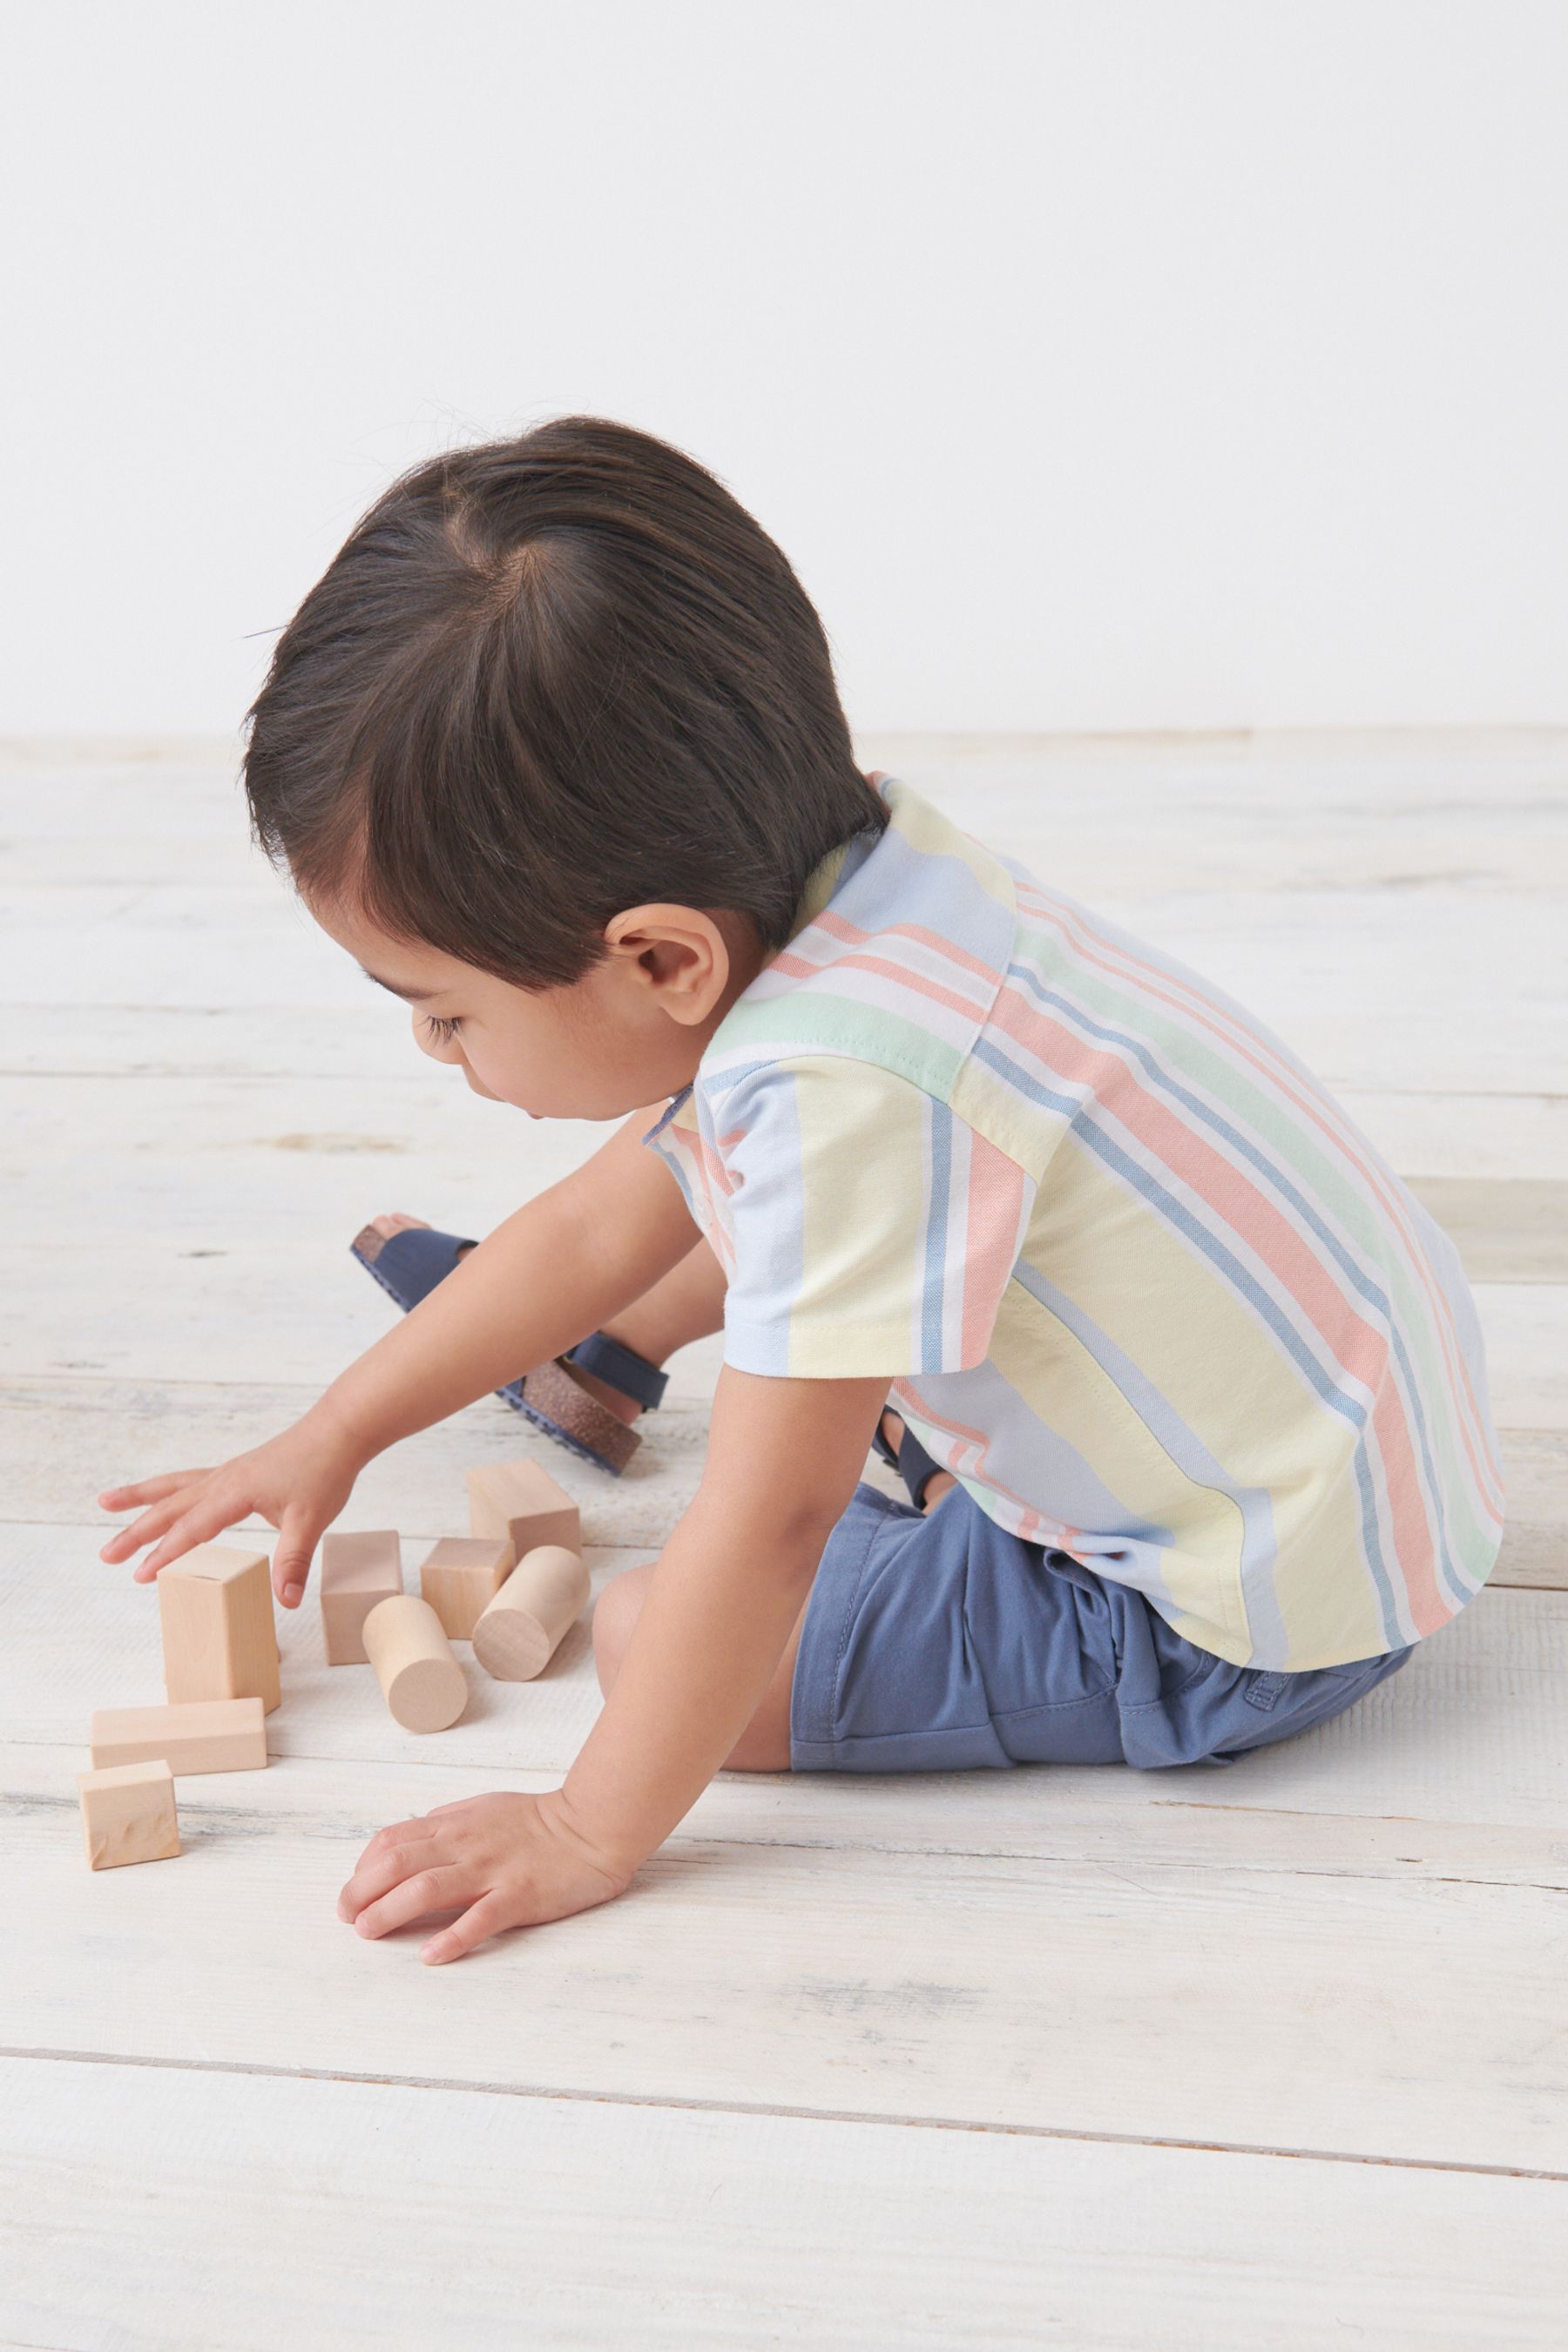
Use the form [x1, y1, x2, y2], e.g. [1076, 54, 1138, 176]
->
[4, 732, 1566, 2348]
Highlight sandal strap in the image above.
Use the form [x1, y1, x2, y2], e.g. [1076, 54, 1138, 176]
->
[872, 1407, 944, 1510]
[350, 1225, 479, 1306]
[895, 1423, 945, 1511]
[564, 1330, 669, 1412]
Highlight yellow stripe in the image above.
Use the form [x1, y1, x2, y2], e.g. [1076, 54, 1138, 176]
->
[789, 1061, 929, 1375]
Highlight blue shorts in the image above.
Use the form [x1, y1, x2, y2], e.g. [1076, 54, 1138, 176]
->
[790, 1481, 1416, 1773]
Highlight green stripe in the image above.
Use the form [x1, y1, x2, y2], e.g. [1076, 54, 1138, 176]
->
[711, 994, 965, 1099]
[1012, 914, 1497, 1564]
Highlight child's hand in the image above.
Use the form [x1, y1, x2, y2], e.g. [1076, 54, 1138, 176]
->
[337, 1789, 631, 1963]
[95, 1399, 367, 1606]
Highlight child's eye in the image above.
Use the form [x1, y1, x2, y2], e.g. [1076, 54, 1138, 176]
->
[422, 1013, 461, 1044]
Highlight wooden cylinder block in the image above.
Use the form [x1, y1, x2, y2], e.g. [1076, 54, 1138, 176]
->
[472, 1545, 590, 1682]
[362, 1595, 467, 1732]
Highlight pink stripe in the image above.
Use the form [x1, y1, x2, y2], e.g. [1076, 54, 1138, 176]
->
[1368, 1383, 1451, 1635]
[988, 983, 1448, 1621]
[814, 908, 1004, 994]
[960, 1135, 1026, 1366]
[1013, 884, 1504, 1525]
[890, 1381, 1070, 1549]
[1015, 883, 1498, 1506]
[767, 943, 990, 1023]
[775, 906, 999, 999]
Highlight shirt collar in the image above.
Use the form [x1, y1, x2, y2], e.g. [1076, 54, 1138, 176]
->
[781, 770, 894, 945]
[649, 773, 902, 1132]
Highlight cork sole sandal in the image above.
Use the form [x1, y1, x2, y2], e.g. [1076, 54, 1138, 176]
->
[520, 1332, 670, 1478]
[348, 1223, 667, 1477]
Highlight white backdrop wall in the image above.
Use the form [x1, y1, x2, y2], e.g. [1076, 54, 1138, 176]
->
[2, 0, 1565, 737]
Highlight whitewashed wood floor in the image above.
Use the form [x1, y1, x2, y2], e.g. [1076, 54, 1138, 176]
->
[3, 732, 1566, 2349]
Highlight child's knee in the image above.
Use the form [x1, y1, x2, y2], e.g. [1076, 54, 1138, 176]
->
[591, 1559, 657, 1694]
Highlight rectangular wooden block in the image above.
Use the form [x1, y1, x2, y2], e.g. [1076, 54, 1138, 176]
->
[466, 1458, 581, 1565]
[320, 1529, 403, 1666]
[420, 1536, 515, 1643]
[78, 1759, 180, 1870]
[90, 1696, 267, 1775]
[158, 1543, 280, 1714]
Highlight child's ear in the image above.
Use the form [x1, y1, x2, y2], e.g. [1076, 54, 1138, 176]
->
[601, 904, 733, 1025]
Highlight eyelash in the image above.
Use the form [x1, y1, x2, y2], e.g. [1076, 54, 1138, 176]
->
[422, 1013, 461, 1044]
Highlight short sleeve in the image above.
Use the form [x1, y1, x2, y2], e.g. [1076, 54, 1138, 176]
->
[640, 1084, 706, 1230]
[711, 1055, 1037, 1380]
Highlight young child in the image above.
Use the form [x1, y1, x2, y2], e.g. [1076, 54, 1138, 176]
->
[96, 417, 1506, 1963]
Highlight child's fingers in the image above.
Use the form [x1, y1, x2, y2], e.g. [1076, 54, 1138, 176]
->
[132, 1489, 253, 1583]
[98, 1470, 215, 1511]
[355, 1813, 439, 1868]
[422, 1889, 511, 1965]
[338, 1827, 443, 1920]
[271, 1507, 324, 1609]
[353, 1864, 472, 1941]
[102, 1491, 198, 1567]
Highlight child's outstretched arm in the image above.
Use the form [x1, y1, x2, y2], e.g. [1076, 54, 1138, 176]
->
[336, 1362, 893, 1960]
[97, 1100, 701, 1602]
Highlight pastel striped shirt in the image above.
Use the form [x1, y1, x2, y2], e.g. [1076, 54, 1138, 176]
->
[642, 774, 1505, 1669]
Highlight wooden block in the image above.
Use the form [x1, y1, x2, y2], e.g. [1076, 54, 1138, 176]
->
[90, 1696, 267, 1775]
[361, 1595, 468, 1733]
[420, 1536, 515, 1642]
[473, 1545, 591, 1681]
[158, 1542, 280, 1714]
[78, 1759, 180, 1870]
[320, 1529, 403, 1665]
[466, 1458, 581, 1565]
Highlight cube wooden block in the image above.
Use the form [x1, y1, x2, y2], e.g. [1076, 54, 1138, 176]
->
[320, 1529, 403, 1665]
[420, 1536, 515, 1643]
[90, 1695, 267, 1775]
[466, 1458, 581, 1565]
[78, 1759, 180, 1870]
[158, 1542, 280, 1714]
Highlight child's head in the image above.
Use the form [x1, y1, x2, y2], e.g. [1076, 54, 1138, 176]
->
[243, 415, 885, 1119]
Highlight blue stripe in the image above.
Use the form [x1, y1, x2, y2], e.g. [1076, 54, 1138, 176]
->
[1008, 950, 1464, 1598]
[702, 1054, 793, 1106]
[712, 1064, 808, 1377]
[1011, 1261, 1292, 1664]
[971, 1032, 1409, 1652]
[1004, 949, 1468, 1612]
[920, 1099, 953, 1367]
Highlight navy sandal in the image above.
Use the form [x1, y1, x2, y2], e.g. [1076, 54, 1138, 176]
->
[871, 1408, 947, 1511]
[348, 1223, 668, 1477]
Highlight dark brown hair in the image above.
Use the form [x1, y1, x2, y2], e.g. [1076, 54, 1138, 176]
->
[242, 415, 885, 989]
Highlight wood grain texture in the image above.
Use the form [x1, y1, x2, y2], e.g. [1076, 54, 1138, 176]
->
[1405, 1179, 1568, 1284]
[75, 1759, 179, 1870]
[8, 735, 1567, 2328]
[11, 1742, 1566, 2172]
[3, 1368, 715, 1553]
[8, 1524, 1565, 1831]
[89, 1696, 267, 1775]
[5, 1370, 1557, 1583]
[9, 1518, 1567, 1861]
[1492, 1429, 1568, 1587]
[3, 2057, 1564, 2352]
